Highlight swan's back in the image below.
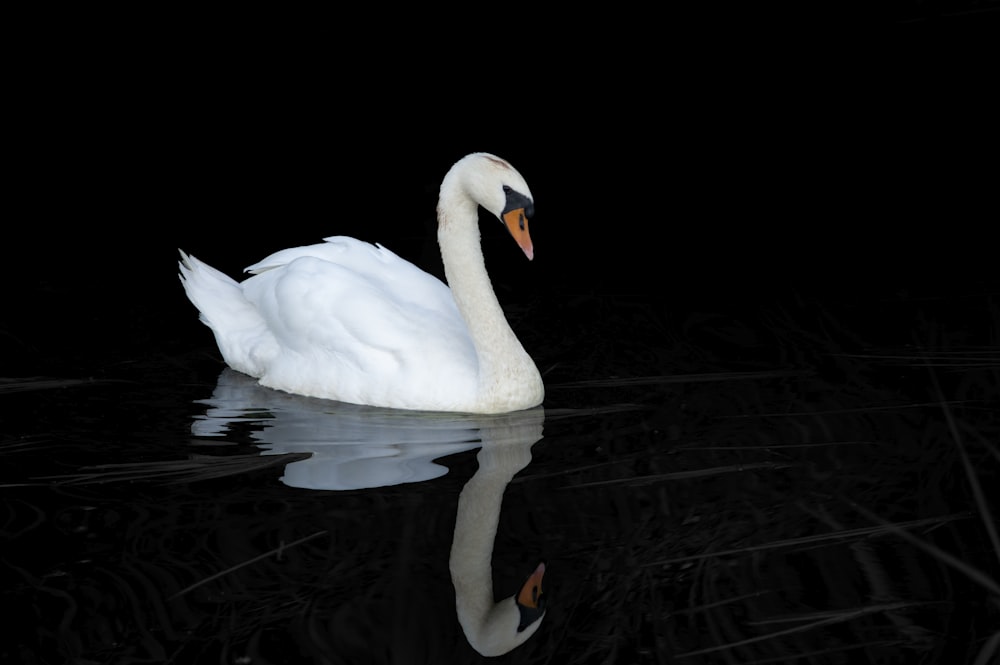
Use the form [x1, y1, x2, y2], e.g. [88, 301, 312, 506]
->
[247, 237, 457, 320]
[181, 237, 481, 411]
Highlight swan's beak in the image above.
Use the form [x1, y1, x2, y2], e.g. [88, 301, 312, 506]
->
[516, 561, 545, 610]
[502, 208, 534, 261]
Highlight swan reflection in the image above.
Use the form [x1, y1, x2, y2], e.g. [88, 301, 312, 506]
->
[193, 368, 547, 655]
[194, 369, 492, 490]
[449, 408, 546, 656]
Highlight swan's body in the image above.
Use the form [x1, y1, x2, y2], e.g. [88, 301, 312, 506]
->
[179, 153, 544, 413]
[450, 410, 546, 656]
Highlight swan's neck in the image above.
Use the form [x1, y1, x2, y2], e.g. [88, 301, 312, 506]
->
[437, 192, 542, 412]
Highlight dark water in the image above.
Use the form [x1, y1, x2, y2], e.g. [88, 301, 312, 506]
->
[3, 277, 998, 664]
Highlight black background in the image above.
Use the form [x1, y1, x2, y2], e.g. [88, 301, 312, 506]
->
[7, 6, 998, 376]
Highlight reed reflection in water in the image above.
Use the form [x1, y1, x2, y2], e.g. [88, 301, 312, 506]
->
[1, 288, 998, 664]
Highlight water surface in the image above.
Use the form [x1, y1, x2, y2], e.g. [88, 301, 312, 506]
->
[3, 285, 998, 664]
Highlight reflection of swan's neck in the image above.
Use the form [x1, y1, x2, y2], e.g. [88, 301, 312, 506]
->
[449, 417, 545, 657]
[451, 454, 512, 644]
[437, 180, 543, 412]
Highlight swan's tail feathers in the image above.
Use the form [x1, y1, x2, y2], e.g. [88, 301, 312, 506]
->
[178, 250, 276, 377]
[178, 250, 244, 326]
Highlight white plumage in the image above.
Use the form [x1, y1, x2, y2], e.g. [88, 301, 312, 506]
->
[179, 153, 544, 413]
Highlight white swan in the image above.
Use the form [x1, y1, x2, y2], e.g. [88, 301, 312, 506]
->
[178, 153, 544, 414]
[450, 409, 546, 656]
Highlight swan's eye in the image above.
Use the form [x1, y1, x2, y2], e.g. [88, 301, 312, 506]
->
[502, 188, 533, 222]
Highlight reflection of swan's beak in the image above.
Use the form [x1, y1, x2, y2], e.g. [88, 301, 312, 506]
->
[502, 208, 534, 261]
[516, 561, 546, 631]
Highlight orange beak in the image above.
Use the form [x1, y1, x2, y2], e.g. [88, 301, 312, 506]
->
[516, 562, 545, 609]
[502, 207, 534, 261]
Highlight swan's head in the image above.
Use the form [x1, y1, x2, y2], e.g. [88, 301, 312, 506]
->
[440, 152, 536, 260]
[460, 561, 547, 657]
[514, 560, 547, 636]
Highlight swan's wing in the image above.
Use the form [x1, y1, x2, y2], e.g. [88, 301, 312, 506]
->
[239, 238, 479, 409]
[245, 237, 457, 319]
